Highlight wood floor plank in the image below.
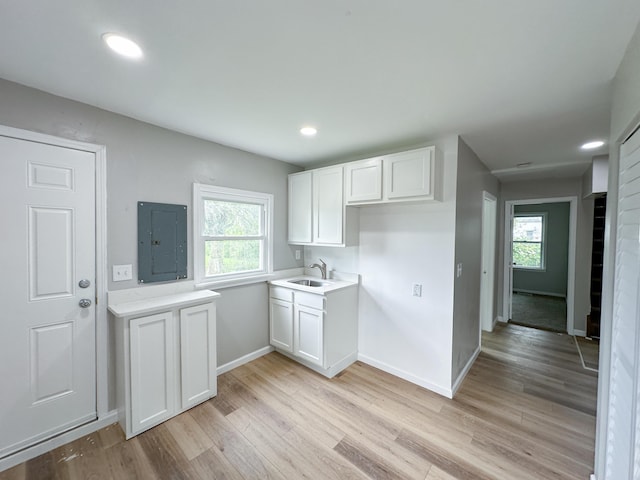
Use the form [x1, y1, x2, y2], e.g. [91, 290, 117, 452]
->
[164, 412, 215, 461]
[136, 423, 199, 480]
[188, 401, 285, 480]
[227, 406, 368, 480]
[103, 436, 158, 480]
[334, 436, 408, 480]
[232, 370, 346, 449]
[189, 446, 244, 480]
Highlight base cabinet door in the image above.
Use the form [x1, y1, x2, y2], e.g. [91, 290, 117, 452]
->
[180, 303, 217, 410]
[270, 298, 294, 352]
[294, 305, 323, 366]
[129, 312, 175, 435]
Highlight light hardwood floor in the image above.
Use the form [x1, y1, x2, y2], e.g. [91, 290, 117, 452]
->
[1, 323, 597, 479]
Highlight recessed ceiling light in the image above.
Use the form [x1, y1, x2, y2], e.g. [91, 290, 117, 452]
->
[102, 33, 143, 59]
[581, 140, 605, 150]
[300, 126, 317, 137]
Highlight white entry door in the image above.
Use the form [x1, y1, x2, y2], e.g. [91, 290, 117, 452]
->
[0, 134, 96, 458]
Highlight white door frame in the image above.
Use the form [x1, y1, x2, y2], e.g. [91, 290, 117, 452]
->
[502, 196, 578, 335]
[480, 191, 497, 334]
[0, 125, 112, 471]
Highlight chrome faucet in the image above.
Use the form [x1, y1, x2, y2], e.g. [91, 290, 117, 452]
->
[309, 258, 327, 279]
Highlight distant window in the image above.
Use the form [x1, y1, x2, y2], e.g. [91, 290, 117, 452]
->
[512, 213, 546, 270]
[194, 184, 273, 286]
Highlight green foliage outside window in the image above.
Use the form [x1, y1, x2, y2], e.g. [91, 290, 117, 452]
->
[513, 242, 542, 268]
[203, 200, 262, 276]
[512, 214, 544, 269]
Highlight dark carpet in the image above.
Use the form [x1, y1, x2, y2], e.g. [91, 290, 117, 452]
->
[510, 292, 567, 333]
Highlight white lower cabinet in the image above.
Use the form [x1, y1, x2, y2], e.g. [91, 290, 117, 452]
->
[179, 303, 217, 410]
[294, 304, 323, 366]
[110, 290, 219, 439]
[269, 298, 294, 352]
[268, 285, 357, 377]
[129, 312, 175, 434]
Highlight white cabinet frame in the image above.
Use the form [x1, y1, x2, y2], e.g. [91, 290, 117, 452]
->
[110, 290, 219, 439]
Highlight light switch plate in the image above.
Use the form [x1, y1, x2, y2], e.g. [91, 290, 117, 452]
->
[113, 264, 133, 282]
[413, 284, 422, 297]
[295, 249, 301, 260]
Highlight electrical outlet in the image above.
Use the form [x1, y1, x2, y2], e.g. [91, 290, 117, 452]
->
[113, 264, 133, 282]
[412, 284, 422, 297]
[295, 249, 301, 260]
[456, 263, 463, 278]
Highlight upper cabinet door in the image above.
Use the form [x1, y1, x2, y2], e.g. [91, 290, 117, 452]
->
[288, 171, 313, 244]
[345, 158, 383, 204]
[313, 166, 344, 245]
[384, 147, 434, 200]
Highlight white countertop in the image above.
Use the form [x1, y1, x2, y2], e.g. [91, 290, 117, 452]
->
[269, 275, 358, 294]
[108, 289, 220, 318]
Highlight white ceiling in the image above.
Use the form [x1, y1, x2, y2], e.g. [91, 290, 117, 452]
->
[1, 1, 639, 179]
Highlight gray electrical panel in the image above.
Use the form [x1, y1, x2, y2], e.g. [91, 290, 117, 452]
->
[138, 201, 187, 283]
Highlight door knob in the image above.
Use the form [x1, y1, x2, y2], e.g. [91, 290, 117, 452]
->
[79, 299, 92, 308]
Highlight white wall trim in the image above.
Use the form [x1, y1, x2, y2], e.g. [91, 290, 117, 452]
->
[217, 346, 274, 375]
[0, 125, 110, 459]
[358, 353, 453, 399]
[502, 197, 578, 334]
[496, 315, 506, 324]
[0, 410, 118, 473]
[573, 329, 586, 337]
[512, 288, 566, 298]
[451, 346, 481, 396]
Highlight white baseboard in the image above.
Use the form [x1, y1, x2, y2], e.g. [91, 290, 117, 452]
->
[217, 345, 274, 375]
[357, 353, 453, 399]
[496, 315, 507, 323]
[451, 346, 481, 397]
[573, 329, 586, 337]
[590, 474, 596, 480]
[0, 410, 118, 473]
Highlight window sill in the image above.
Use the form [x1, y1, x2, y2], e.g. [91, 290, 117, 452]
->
[194, 273, 275, 291]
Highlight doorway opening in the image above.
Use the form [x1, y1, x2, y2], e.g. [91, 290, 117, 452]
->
[503, 197, 578, 335]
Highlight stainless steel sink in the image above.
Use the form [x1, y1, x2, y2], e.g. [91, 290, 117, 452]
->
[288, 279, 330, 287]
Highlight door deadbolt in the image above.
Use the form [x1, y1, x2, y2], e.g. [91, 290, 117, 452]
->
[79, 279, 91, 288]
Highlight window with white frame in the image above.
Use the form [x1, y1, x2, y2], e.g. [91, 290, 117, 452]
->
[512, 213, 546, 270]
[194, 184, 273, 286]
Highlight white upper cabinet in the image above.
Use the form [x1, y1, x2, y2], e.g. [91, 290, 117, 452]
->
[345, 146, 440, 205]
[345, 158, 383, 203]
[385, 147, 434, 200]
[289, 166, 353, 246]
[288, 171, 313, 243]
[313, 166, 344, 245]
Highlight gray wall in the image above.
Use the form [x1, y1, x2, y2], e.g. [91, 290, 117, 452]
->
[512, 202, 570, 296]
[498, 178, 593, 333]
[0, 78, 303, 406]
[451, 137, 499, 383]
